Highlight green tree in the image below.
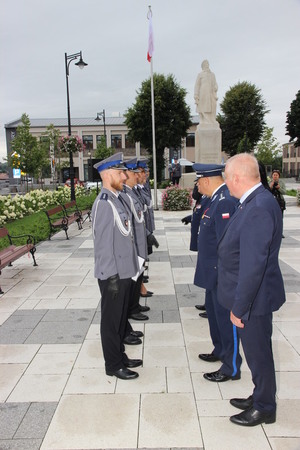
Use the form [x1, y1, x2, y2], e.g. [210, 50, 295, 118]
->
[254, 126, 282, 169]
[218, 81, 268, 156]
[286, 90, 300, 147]
[8, 114, 49, 189]
[94, 136, 113, 160]
[125, 73, 192, 181]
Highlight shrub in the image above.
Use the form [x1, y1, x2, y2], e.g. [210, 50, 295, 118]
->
[161, 185, 192, 211]
[297, 188, 300, 205]
[0, 186, 90, 227]
[158, 179, 172, 189]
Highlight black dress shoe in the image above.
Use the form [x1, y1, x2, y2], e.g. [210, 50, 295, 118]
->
[123, 335, 142, 345]
[139, 305, 150, 312]
[199, 312, 208, 318]
[106, 367, 139, 380]
[143, 275, 149, 280]
[130, 313, 149, 321]
[140, 292, 153, 298]
[131, 330, 144, 338]
[230, 406, 276, 426]
[198, 352, 220, 362]
[143, 278, 148, 283]
[195, 304, 206, 311]
[203, 369, 240, 382]
[124, 358, 143, 368]
[230, 395, 253, 410]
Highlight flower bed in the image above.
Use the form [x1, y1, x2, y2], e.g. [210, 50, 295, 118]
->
[0, 186, 86, 226]
[161, 185, 192, 211]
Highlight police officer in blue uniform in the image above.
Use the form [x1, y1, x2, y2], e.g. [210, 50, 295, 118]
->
[218, 153, 285, 426]
[182, 186, 210, 314]
[91, 153, 142, 380]
[193, 163, 242, 382]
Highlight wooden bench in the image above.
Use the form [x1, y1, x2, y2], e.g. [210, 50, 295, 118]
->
[0, 227, 37, 294]
[62, 201, 83, 230]
[45, 201, 91, 240]
[62, 201, 91, 226]
[44, 205, 69, 240]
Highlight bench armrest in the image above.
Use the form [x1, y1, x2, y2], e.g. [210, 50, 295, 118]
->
[8, 233, 36, 246]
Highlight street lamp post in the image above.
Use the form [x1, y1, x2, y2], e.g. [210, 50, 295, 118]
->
[95, 110, 106, 148]
[65, 51, 88, 200]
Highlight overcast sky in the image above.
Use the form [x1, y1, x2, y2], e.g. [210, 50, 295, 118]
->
[1, 0, 299, 162]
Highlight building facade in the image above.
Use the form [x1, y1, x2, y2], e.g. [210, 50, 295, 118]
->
[282, 142, 300, 178]
[5, 116, 200, 186]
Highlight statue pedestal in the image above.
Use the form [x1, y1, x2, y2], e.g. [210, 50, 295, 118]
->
[180, 173, 196, 190]
[195, 124, 222, 164]
[180, 123, 222, 190]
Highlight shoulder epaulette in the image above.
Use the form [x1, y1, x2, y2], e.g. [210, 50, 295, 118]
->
[100, 193, 108, 201]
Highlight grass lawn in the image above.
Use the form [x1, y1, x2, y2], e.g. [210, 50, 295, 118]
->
[0, 192, 96, 250]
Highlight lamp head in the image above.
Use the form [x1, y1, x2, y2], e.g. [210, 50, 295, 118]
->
[75, 52, 88, 70]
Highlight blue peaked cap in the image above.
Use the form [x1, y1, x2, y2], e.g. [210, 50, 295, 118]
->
[193, 163, 224, 178]
[124, 157, 140, 172]
[137, 158, 149, 169]
[94, 152, 127, 173]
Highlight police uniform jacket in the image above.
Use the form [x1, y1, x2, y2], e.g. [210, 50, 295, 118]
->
[217, 185, 285, 321]
[91, 187, 138, 280]
[135, 185, 154, 233]
[120, 186, 148, 260]
[190, 195, 210, 251]
[140, 181, 155, 232]
[194, 184, 238, 290]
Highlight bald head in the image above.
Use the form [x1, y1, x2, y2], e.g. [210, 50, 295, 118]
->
[225, 153, 260, 199]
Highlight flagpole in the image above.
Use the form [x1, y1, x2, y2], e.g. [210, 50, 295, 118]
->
[150, 58, 158, 210]
[148, 5, 158, 210]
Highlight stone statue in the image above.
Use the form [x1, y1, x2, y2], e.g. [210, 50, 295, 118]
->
[194, 60, 218, 126]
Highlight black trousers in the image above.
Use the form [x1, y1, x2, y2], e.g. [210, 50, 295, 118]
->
[98, 277, 131, 372]
[238, 313, 276, 412]
[125, 273, 144, 336]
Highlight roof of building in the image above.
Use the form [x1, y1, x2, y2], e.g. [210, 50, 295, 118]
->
[5, 115, 200, 129]
[5, 117, 125, 128]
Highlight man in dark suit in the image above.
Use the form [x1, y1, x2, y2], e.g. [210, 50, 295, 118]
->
[193, 163, 241, 382]
[218, 153, 285, 426]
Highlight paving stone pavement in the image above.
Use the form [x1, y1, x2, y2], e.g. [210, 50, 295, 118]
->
[0, 195, 299, 450]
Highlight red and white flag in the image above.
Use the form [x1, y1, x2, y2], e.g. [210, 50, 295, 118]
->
[147, 13, 154, 62]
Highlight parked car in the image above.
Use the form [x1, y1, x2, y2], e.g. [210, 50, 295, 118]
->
[85, 181, 101, 190]
[64, 178, 85, 187]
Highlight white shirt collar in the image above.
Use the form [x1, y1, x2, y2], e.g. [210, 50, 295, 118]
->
[240, 182, 262, 204]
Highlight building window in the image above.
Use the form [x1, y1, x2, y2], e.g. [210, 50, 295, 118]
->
[186, 133, 195, 147]
[111, 134, 122, 149]
[125, 134, 134, 149]
[83, 135, 93, 150]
